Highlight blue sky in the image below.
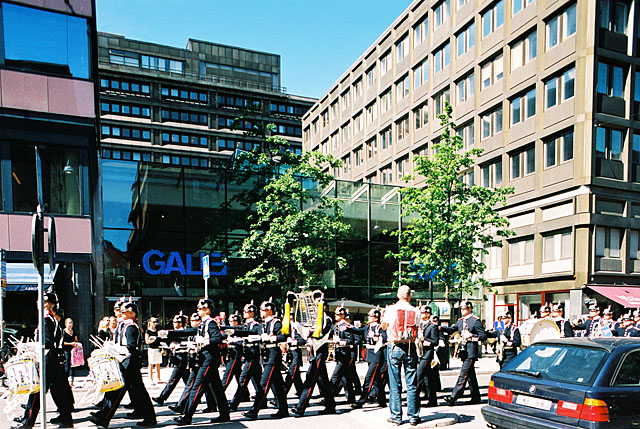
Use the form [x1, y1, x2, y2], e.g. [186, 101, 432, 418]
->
[95, 0, 413, 99]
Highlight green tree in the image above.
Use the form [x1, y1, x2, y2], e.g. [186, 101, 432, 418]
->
[234, 127, 351, 294]
[392, 103, 514, 300]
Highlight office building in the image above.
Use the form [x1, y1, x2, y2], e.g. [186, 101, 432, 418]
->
[302, 0, 640, 321]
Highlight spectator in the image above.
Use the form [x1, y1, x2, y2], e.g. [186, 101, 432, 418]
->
[145, 318, 162, 385]
[109, 316, 117, 338]
[62, 318, 79, 386]
[97, 317, 111, 342]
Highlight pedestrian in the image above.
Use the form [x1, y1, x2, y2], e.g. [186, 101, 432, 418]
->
[380, 285, 421, 427]
[62, 318, 79, 386]
[97, 317, 111, 342]
[109, 316, 118, 338]
[145, 318, 162, 385]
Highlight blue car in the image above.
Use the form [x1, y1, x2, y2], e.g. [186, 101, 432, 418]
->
[482, 338, 640, 428]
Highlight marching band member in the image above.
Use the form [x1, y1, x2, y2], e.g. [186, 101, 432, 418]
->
[166, 298, 229, 425]
[494, 312, 520, 369]
[221, 313, 244, 391]
[551, 304, 574, 338]
[241, 300, 289, 420]
[538, 304, 552, 320]
[348, 307, 387, 409]
[291, 298, 335, 417]
[153, 314, 189, 406]
[442, 301, 486, 407]
[283, 316, 306, 397]
[573, 304, 601, 337]
[613, 313, 639, 337]
[90, 301, 156, 427]
[344, 312, 363, 401]
[416, 306, 438, 407]
[329, 305, 358, 404]
[634, 310, 640, 329]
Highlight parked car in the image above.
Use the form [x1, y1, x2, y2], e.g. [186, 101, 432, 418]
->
[482, 337, 640, 428]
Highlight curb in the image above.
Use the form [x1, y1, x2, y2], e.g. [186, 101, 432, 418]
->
[417, 413, 458, 427]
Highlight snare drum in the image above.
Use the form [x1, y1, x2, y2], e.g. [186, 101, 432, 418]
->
[5, 354, 40, 394]
[88, 352, 124, 393]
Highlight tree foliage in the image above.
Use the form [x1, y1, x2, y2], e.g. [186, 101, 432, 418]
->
[391, 103, 514, 298]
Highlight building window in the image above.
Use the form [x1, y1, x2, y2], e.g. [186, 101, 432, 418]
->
[397, 157, 408, 182]
[434, 0, 450, 29]
[162, 109, 208, 125]
[546, 3, 577, 50]
[100, 79, 150, 95]
[510, 87, 536, 125]
[162, 132, 208, 147]
[367, 137, 378, 158]
[543, 229, 572, 262]
[164, 86, 208, 103]
[2, 3, 91, 79]
[456, 72, 475, 103]
[481, 105, 503, 140]
[633, 133, 640, 181]
[595, 227, 622, 259]
[413, 57, 428, 89]
[483, 0, 505, 38]
[341, 89, 351, 111]
[545, 67, 575, 109]
[434, 42, 451, 74]
[102, 102, 151, 118]
[366, 65, 377, 89]
[331, 132, 339, 150]
[511, 30, 537, 71]
[101, 125, 151, 141]
[396, 116, 409, 141]
[597, 62, 625, 98]
[380, 90, 392, 114]
[414, 102, 429, 130]
[482, 158, 503, 188]
[413, 15, 428, 47]
[513, 0, 535, 16]
[629, 230, 640, 259]
[354, 112, 363, 134]
[321, 110, 329, 128]
[342, 154, 351, 175]
[461, 169, 475, 186]
[330, 102, 338, 122]
[353, 79, 363, 101]
[481, 54, 504, 89]
[456, 22, 475, 57]
[381, 165, 393, 185]
[434, 87, 451, 118]
[380, 50, 392, 76]
[509, 236, 534, 266]
[458, 0, 470, 7]
[595, 126, 623, 161]
[396, 75, 410, 101]
[354, 146, 364, 167]
[544, 129, 574, 168]
[458, 121, 475, 149]
[381, 127, 393, 150]
[510, 145, 535, 178]
[341, 123, 351, 144]
[599, 0, 629, 35]
[366, 101, 378, 124]
[396, 34, 409, 62]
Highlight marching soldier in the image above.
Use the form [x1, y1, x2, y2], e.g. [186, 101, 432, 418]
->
[14, 293, 73, 429]
[165, 298, 229, 425]
[283, 317, 306, 397]
[573, 304, 601, 337]
[90, 301, 156, 427]
[291, 299, 335, 417]
[416, 306, 439, 407]
[635, 310, 640, 329]
[495, 312, 521, 369]
[442, 301, 487, 407]
[329, 305, 358, 404]
[539, 304, 552, 320]
[613, 313, 640, 337]
[348, 307, 387, 409]
[153, 314, 190, 406]
[344, 313, 363, 401]
[228, 303, 263, 412]
[241, 300, 289, 420]
[221, 313, 244, 391]
[551, 304, 574, 338]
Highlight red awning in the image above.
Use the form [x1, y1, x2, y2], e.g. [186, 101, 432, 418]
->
[587, 285, 640, 308]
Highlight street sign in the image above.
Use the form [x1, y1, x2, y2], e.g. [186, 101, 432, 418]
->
[202, 254, 210, 279]
[494, 320, 505, 331]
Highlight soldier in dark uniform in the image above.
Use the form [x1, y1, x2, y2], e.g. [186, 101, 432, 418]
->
[551, 304, 574, 338]
[573, 304, 601, 337]
[634, 310, 640, 329]
[283, 319, 306, 397]
[329, 306, 358, 404]
[221, 313, 244, 391]
[228, 303, 263, 411]
[442, 301, 487, 406]
[90, 301, 156, 427]
[494, 312, 521, 369]
[241, 300, 289, 420]
[291, 299, 335, 417]
[416, 306, 439, 407]
[167, 298, 229, 425]
[613, 313, 640, 337]
[349, 307, 387, 409]
[344, 312, 363, 400]
[14, 293, 73, 429]
[153, 314, 189, 405]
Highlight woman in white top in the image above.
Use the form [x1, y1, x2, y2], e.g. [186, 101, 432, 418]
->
[145, 318, 163, 385]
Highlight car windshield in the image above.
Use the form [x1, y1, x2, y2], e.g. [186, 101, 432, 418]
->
[503, 344, 609, 386]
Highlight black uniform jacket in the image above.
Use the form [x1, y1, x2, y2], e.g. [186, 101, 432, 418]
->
[258, 317, 286, 365]
[420, 322, 439, 362]
[554, 318, 574, 338]
[168, 317, 223, 362]
[331, 319, 355, 360]
[347, 323, 387, 363]
[443, 315, 487, 359]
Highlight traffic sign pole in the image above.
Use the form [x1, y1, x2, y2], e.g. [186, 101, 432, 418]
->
[202, 254, 210, 299]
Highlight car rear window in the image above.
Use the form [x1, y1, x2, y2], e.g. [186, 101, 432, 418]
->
[612, 350, 640, 386]
[503, 344, 609, 386]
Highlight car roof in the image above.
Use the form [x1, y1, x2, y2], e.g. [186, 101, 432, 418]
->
[534, 337, 640, 352]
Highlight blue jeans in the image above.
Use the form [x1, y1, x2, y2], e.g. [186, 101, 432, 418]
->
[387, 343, 419, 422]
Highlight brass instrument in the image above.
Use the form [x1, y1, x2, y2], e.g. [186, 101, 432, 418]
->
[285, 287, 328, 354]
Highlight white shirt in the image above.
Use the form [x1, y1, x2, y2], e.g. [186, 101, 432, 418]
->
[382, 301, 420, 342]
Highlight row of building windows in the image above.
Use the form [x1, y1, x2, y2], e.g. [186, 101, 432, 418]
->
[218, 94, 261, 109]
[102, 148, 152, 162]
[161, 109, 208, 125]
[102, 148, 211, 168]
[109, 49, 184, 74]
[101, 125, 151, 141]
[101, 102, 151, 118]
[162, 86, 208, 103]
[218, 138, 260, 151]
[100, 78, 150, 95]
[161, 132, 208, 147]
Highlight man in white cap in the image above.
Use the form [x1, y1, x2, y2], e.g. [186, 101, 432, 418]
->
[551, 304, 574, 338]
[381, 285, 420, 426]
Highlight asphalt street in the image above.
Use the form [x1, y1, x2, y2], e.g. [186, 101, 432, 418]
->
[0, 355, 499, 428]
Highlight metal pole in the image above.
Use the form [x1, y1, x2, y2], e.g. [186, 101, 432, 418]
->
[205, 277, 208, 300]
[35, 147, 46, 429]
[0, 249, 5, 350]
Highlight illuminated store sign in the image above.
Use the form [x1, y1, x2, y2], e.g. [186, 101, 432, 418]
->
[142, 250, 227, 276]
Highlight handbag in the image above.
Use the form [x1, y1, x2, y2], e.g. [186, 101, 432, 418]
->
[71, 343, 85, 367]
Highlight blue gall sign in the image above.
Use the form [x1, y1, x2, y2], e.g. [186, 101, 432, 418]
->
[142, 250, 227, 276]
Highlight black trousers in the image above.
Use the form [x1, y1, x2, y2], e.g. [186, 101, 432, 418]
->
[221, 355, 243, 391]
[176, 364, 216, 413]
[183, 356, 229, 419]
[249, 361, 288, 414]
[416, 356, 438, 404]
[158, 364, 189, 401]
[296, 354, 335, 413]
[284, 350, 303, 396]
[358, 360, 386, 405]
[330, 352, 359, 401]
[229, 358, 263, 409]
[449, 355, 479, 402]
[99, 363, 155, 424]
[370, 360, 388, 400]
[22, 361, 73, 426]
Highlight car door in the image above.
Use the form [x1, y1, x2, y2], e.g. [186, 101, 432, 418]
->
[606, 349, 640, 428]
